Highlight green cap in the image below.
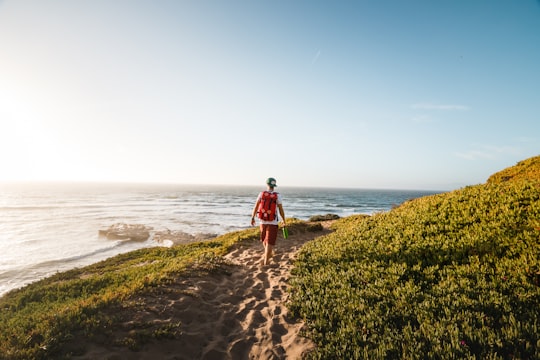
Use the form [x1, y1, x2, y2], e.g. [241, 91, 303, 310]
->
[266, 177, 277, 187]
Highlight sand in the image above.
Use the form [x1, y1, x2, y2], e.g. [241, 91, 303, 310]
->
[71, 223, 332, 360]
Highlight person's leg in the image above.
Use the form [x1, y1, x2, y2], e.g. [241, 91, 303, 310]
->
[263, 225, 278, 265]
[260, 224, 268, 264]
[259, 224, 266, 243]
[264, 243, 273, 265]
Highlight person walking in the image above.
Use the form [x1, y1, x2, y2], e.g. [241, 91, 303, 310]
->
[251, 177, 286, 265]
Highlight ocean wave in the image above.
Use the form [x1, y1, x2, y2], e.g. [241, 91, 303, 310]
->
[21, 241, 141, 273]
[0, 205, 66, 211]
[0, 241, 157, 296]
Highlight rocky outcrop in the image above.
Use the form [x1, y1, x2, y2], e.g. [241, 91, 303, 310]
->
[99, 224, 216, 245]
[308, 213, 340, 222]
[98, 223, 153, 242]
[153, 230, 216, 246]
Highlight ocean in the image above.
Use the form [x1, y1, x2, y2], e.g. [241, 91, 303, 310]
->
[0, 182, 440, 296]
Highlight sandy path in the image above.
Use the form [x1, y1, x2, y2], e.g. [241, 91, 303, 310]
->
[73, 223, 331, 360]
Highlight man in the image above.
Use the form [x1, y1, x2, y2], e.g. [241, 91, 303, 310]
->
[251, 177, 286, 265]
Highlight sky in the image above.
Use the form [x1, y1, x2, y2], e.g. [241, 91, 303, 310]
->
[0, 1, 539, 190]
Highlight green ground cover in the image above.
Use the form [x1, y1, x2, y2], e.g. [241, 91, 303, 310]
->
[0, 226, 262, 359]
[1, 156, 539, 359]
[289, 156, 540, 359]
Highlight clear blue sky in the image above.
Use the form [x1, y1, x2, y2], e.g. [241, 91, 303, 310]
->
[1, 1, 539, 190]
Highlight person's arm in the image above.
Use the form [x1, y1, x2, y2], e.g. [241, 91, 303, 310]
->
[278, 204, 286, 226]
[251, 199, 260, 226]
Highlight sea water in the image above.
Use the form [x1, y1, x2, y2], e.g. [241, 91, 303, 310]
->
[0, 182, 440, 296]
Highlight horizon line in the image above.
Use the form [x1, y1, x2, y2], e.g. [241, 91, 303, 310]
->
[0, 179, 451, 192]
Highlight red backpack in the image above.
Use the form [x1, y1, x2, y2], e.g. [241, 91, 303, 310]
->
[257, 191, 279, 221]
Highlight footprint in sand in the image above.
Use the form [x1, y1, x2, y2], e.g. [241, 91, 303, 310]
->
[67, 223, 332, 360]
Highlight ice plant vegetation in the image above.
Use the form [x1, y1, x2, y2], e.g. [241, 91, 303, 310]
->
[289, 156, 540, 359]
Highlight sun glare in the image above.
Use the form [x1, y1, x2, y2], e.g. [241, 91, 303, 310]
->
[0, 101, 66, 182]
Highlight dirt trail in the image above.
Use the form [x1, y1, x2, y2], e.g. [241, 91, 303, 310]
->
[73, 224, 332, 360]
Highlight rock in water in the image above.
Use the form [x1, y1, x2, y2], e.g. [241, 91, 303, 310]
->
[153, 230, 217, 246]
[98, 223, 153, 242]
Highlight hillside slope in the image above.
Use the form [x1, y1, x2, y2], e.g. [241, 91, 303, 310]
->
[290, 156, 540, 359]
[487, 155, 540, 184]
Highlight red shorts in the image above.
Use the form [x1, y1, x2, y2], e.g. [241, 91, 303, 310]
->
[259, 224, 279, 246]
